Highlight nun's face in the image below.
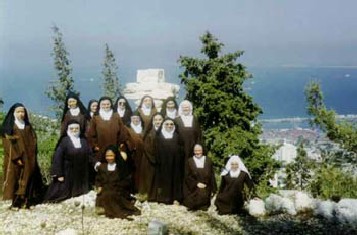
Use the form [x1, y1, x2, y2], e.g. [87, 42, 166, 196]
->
[230, 161, 239, 171]
[153, 115, 163, 128]
[14, 107, 26, 121]
[68, 124, 80, 136]
[163, 120, 175, 132]
[90, 102, 98, 113]
[181, 103, 191, 115]
[131, 116, 141, 126]
[193, 145, 203, 158]
[117, 99, 126, 110]
[166, 101, 176, 111]
[68, 98, 78, 109]
[143, 97, 152, 108]
[100, 99, 112, 111]
[105, 149, 116, 164]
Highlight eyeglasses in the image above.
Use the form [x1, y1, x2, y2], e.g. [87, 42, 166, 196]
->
[164, 123, 174, 126]
[118, 102, 126, 105]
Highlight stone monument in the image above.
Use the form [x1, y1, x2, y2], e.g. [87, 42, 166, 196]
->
[123, 69, 180, 109]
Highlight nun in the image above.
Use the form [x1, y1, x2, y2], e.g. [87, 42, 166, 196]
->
[175, 100, 202, 163]
[86, 96, 131, 162]
[95, 145, 140, 219]
[127, 111, 145, 193]
[215, 155, 254, 215]
[114, 96, 133, 127]
[141, 112, 164, 199]
[136, 95, 157, 132]
[152, 118, 184, 204]
[60, 92, 91, 136]
[44, 120, 96, 203]
[161, 97, 178, 119]
[183, 144, 217, 211]
[1, 103, 44, 208]
[87, 99, 98, 118]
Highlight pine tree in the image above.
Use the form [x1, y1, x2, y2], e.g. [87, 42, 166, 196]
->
[101, 43, 121, 100]
[45, 25, 78, 120]
[284, 143, 314, 191]
[178, 31, 279, 190]
[305, 81, 357, 154]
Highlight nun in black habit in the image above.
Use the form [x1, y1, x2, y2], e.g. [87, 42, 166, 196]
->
[152, 118, 184, 204]
[175, 100, 202, 163]
[215, 155, 254, 215]
[183, 144, 217, 211]
[44, 120, 96, 203]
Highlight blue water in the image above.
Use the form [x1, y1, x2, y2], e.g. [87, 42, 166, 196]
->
[1, 67, 356, 119]
[248, 67, 357, 119]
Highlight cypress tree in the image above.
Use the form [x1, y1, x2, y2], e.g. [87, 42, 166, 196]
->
[178, 31, 279, 191]
[101, 43, 121, 101]
[45, 25, 78, 120]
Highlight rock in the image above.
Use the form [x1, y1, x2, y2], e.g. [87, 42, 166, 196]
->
[314, 200, 336, 219]
[265, 194, 297, 215]
[247, 198, 266, 217]
[148, 219, 169, 235]
[335, 198, 357, 224]
[294, 191, 315, 213]
[123, 68, 180, 109]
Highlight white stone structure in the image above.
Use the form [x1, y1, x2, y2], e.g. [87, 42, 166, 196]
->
[123, 69, 180, 109]
[273, 143, 297, 164]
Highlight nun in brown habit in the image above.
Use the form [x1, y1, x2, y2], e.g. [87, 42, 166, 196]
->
[140, 112, 164, 199]
[95, 145, 140, 219]
[60, 91, 91, 136]
[135, 95, 157, 132]
[126, 111, 145, 193]
[114, 96, 133, 127]
[1, 103, 45, 208]
[86, 96, 131, 162]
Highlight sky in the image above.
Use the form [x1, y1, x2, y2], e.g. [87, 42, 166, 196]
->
[1, 0, 357, 115]
[2, 0, 357, 72]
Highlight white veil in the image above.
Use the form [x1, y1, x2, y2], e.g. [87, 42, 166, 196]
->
[220, 155, 251, 178]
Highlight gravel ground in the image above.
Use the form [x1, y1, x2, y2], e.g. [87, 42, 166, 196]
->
[1, 192, 356, 235]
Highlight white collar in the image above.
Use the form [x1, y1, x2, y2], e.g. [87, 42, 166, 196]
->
[67, 130, 81, 148]
[180, 115, 193, 127]
[69, 107, 80, 116]
[99, 109, 113, 120]
[193, 155, 205, 168]
[141, 106, 151, 116]
[14, 118, 25, 130]
[161, 128, 174, 139]
[166, 109, 177, 119]
[130, 122, 143, 134]
[117, 108, 125, 117]
[229, 169, 241, 178]
[107, 163, 116, 171]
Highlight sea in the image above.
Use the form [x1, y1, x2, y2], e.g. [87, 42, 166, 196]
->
[1, 66, 356, 129]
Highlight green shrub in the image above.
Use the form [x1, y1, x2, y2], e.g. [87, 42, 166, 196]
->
[309, 165, 357, 199]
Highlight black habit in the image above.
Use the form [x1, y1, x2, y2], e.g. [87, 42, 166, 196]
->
[44, 137, 94, 202]
[183, 156, 217, 211]
[153, 132, 184, 204]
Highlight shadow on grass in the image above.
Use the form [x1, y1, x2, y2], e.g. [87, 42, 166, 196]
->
[196, 210, 357, 235]
[237, 213, 357, 235]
